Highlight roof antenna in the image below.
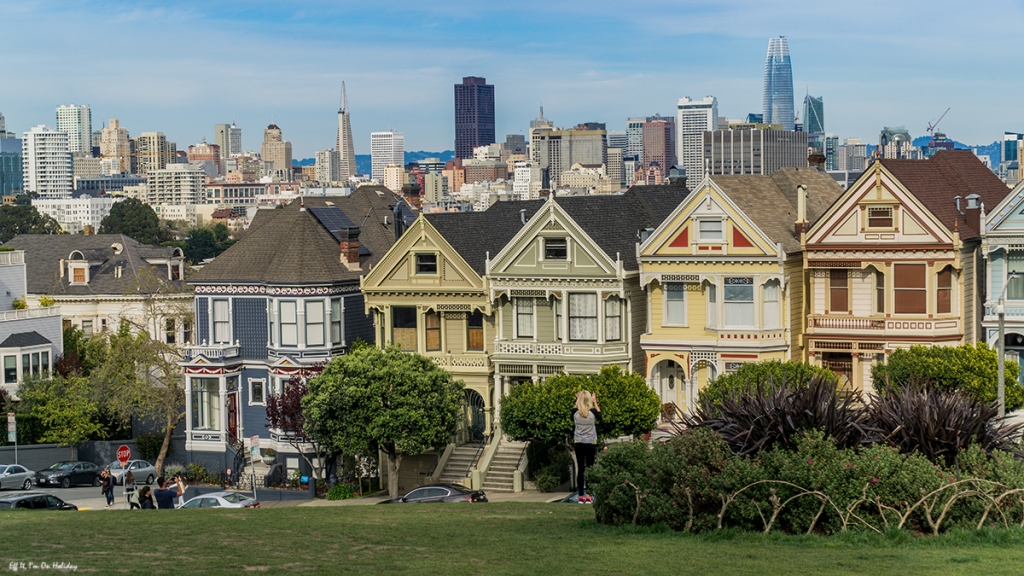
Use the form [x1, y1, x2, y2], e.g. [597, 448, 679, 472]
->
[300, 196, 305, 211]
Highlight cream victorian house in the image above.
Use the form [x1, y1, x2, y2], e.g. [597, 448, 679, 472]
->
[803, 151, 1008, 393]
[638, 167, 842, 412]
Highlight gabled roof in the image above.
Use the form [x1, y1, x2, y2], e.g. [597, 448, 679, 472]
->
[425, 201, 545, 275]
[0, 331, 51, 348]
[3, 234, 184, 296]
[710, 167, 844, 253]
[190, 186, 408, 285]
[880, 150, 1009, 241]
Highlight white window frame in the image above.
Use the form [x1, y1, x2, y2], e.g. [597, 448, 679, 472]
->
[723, 278, 756, 328]
[305, 300, 325, 347]
[514, 298, 534, 339]
[604, 296, 622, 342]
[706, 282, 717, 328]
[568, 293, 599, 342]
[248, 378, 266, 406]
[663, 283, 687, 327]
[212, 299, 231, 344]
[697, 219, 724, 243]
[330, 298, 344, 346]
[279, 300, 298, 347]
[763, 280, 780, 329]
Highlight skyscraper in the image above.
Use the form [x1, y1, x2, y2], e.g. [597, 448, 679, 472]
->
[803, 95, 824, 135]
[100, 119, 131, 175]
[626, 118, 646, 161]
[371, 130, 404, 181]
[22, 125, 72, 198]
[454, 77, 495, 160]
[55, 104, 92, 155]
[337, 82, 357, 180]
[261, 124, 293, 180]
[642, 118, 676, 177]
[134, 132, 174, 175]
[214, 123, 242, 160]
[763, 37, 795, 131]
[676, 96, 719, 180]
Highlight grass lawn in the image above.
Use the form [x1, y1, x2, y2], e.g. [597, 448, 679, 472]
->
[4, 502, 1024, 574]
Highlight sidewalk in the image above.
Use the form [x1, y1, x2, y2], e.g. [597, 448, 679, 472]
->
[300, 489, 572, 506]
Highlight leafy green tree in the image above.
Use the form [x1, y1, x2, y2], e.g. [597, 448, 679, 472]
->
[500, 366, 661, 454]
[0, 204, 63, 243]
[303, 346, 464, 499]
[872, 343, 1024, 411]
[184, 224, 234, 263]
[99, 198, 161, 245]
[701, 360, 837, 405]
[18, 375, 105, 458]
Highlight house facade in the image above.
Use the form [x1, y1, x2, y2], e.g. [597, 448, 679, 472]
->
[803, 151, 1008, 393]
[179, 188, 413, 472]
[638, 167, 843, 412]
[981, 178, 1024, 371]
[0, 249, 63, 397]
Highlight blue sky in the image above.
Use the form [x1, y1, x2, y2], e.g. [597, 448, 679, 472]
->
[1, 1, 1021, 157]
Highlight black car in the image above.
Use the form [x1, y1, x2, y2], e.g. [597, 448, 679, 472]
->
[385, 484, 487, 504]
[0, 492, 78, 510]
[35, 461, 101, 488]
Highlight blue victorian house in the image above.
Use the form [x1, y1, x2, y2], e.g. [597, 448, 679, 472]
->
[179, 187, 414, 474]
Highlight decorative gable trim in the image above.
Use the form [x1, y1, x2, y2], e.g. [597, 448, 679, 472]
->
[361, 215, 484, 292]
[984, 179, 1024, 234]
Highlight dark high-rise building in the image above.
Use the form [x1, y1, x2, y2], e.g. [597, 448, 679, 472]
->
[763, 37, 795, 131]
[803, 95, 824, 135]
[454, 77, 495, 160]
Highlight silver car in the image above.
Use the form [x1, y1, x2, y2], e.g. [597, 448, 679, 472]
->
[0, 465, 35, 490]
[106, 460, 156, 486]
[179, 491, 260, 509]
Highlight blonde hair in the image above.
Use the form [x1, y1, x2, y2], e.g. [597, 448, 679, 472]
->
[575, 390, 594, 416]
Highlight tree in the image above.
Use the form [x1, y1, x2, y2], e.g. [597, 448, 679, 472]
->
[871, 343, 1024, 411]
[303, 346, 464, 499]
[99, 198, 162, 245]
[0, 205, 63, 243]
[266, 363, 332, 480]
[700, 360, 837, 405]
[17, 375, 104, 458]
[184, 224, 235, 263]
[500, 366, 661, 456]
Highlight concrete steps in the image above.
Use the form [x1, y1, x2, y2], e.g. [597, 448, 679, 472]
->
[482, 441, 527, 493]
[438, 444, 484, 486]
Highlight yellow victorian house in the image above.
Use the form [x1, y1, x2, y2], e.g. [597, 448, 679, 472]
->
[638, 168, 843, 413]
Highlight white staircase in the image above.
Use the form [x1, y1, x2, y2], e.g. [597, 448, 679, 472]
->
[482, 441, 527, 493]
[438, 444, 484, 486]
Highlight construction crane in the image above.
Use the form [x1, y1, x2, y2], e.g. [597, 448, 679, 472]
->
[927, 108, 950, 138]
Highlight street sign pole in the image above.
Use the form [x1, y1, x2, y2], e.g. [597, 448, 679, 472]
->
[7, 413, 16, 465]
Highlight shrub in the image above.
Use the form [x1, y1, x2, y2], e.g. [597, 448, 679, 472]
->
[11, 296, 27, 310]
[38, 295, 55, 307]
[688, 375, 875, 455]
[326, 483, 356, 500]
[872, 344, 1024, 411]
[866, 385, 1024, 466]
[162, 464, 186, 480]
[135, 433, 169, 461]
[701, 360, 836, 406]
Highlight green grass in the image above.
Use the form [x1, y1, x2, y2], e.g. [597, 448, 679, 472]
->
[4, 503, 1024, 574]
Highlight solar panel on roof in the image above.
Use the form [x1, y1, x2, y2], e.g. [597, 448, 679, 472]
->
[309, 206, 356, 242]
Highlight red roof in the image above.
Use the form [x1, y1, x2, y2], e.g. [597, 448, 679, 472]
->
[211, 209, 233, 219]
[880, 150, 1010, 240]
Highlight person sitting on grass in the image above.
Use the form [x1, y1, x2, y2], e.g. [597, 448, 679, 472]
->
[153, 475, 185, 509]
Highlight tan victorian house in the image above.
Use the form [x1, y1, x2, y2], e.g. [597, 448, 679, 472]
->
[802, 151, 1009, 393]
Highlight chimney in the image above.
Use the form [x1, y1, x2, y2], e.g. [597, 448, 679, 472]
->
[393, 203, 404, 241]
[794, 184, 808, 236]
[520, 209, 527, 224]
[340, 227, 361, 271]
[965, 194, 981, 232]
[954, 195, 962, 214]
[808, 151, 826, 171]
[83, 225, 93, 236]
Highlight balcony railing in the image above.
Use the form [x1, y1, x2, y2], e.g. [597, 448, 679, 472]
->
[0, 251, 25, 266]
[495, 341, 564, 355]
[184, 341, 241, 360]
[430, 354, 490, 369]
[810, 316, 885, 331]
[985, 304, 1024, 317]
[0, 307, 61, 322]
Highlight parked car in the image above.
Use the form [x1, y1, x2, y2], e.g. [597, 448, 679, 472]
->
[385, 485, 487, 504]
[106, 460, 156, 485]
[179, 491, 260, 509]
[0, 465, 36, 490]
[35, 461, 101, 489]
[0, 492, 78, 510]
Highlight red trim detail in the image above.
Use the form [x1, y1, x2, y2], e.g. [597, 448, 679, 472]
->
[732, 227, 754, 248]
[669, 227, 689, 247]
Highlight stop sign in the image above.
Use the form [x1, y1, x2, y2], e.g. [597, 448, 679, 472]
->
[116, 445, 131, 466]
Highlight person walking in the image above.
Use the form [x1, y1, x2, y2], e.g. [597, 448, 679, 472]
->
[137, 486, 155, 509]
[124, 471, 139, 510]
[572, 390, 601, 504]
[100, 469, 115, 508]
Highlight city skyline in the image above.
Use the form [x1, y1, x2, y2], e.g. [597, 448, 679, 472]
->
[1, 1, 1021, 157]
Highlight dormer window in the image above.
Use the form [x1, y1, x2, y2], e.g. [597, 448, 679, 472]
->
[867, 206, 893, 228]
[416, 254, 437, 274]
[698, 220, 723, 242]
[544, 238, 567, 260]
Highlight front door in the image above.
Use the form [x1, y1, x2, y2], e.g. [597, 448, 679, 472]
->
[654, 360, 686, 410]
[464, 390, 486, 443]
[226, 392, 239, 442]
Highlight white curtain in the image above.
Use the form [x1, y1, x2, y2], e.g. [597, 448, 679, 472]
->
[280, 301, 297, 346]
[569, 293, 598, 341]
[724, 285, 754, 327]
[516, 298, 534, 337]
[605, 296, 621, 341]
[665, 284, 686, 325]
[763, 281, 780, 328]
[213, 300, 230, 343]
[306, 300, 325, 346]
[705, 283, 717, 328]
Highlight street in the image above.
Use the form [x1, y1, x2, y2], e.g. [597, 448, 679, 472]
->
[0, 484, 300, 510]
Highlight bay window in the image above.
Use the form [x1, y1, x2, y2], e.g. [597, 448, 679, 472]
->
[392, 307, 417, 351]
[306, 300, 325, 347]
[425, 311, 441, 351]
[605, 296, 621, 341]
[664, 283, 686, 326]
[191, 378, 220, 431]
[515, 298, 534, 338]
[706, 282, 717, 327]
[280, 301, 297, 346]
[763, 280, 780, 328]
[894, 264, 926, 314]
[829, 270, 848, 313]
[724, 278, 755, 327]
[331, 299, 343, 345]
[569, 294, 598, 341]
[875, 270, 885, 314]
[467, 311, 484, 350]
[213, 299, 230, 343]
[1008, 254, 1024, 299]
[937, 268, 952, 314]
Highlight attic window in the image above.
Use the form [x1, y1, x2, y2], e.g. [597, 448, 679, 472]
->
[416, 254, 437, 274]
[698, 220, 723, 242]
[867, 207, 893, 228]
[72, 267, 86, 284]
[545, 238, 567, 260]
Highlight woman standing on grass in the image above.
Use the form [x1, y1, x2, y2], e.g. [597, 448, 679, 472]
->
[572, 390, 601, 503]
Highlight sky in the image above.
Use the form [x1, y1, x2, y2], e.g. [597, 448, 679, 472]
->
[2, 1, 1022, 158]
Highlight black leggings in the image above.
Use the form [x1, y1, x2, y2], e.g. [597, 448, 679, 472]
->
[574, 443, 597, 494]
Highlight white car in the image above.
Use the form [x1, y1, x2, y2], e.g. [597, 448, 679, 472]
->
[106, 460, 156, 485]
[179, 491, 260, 509]
[0, 465, 35, 490]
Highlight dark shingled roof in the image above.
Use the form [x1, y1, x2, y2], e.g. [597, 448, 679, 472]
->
[880, 150, 1011, 241]
[3, 234, 184, 296]
[425, 184, 690, 273]
[190, 186, 408, 285]
[0, 331, 51, 348]
[711, 167, 845, 254]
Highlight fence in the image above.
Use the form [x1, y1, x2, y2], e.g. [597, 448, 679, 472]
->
[0, 436, 187, 471]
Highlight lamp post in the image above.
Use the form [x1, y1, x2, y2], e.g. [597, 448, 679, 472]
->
[998, 273, 1019, 419]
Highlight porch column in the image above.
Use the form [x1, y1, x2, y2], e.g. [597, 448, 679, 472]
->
[493, 374, 503, 425]
[219, 375, 228, 437]
[851, 353, 861, 394]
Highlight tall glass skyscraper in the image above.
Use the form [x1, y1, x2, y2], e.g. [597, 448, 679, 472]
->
[454, 77, 495, 160]
[803, 95, 824, 135]
[763, 37, 794, 131]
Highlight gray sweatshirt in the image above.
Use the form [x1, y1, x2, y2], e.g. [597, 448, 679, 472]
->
[572, 408, 601, 444]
